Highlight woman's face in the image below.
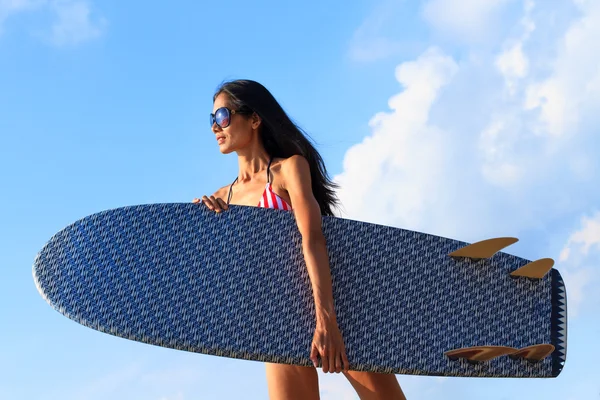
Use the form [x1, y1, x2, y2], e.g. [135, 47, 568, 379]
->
[211, 92, 257, 154]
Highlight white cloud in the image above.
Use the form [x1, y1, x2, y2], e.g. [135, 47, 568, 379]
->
[478, 0, 600, 189]
[422, 0, 516, 40]
[496, 41, 529, 93]
[524, 0, 600, 137]
[338, 0, 600, 248]
[0, 0, 105, 45]
[495, 1, 534, 95]
[562, 212, 600, 256]
[560, 268, 592, 318]
[348, 0, 406, 62]
[557, 211, 600, 317]
[0, 0, 39, 13]
[48, 0, 106, 46]
[478, 114, 522, 186]
[0, 0, 38, 13]
[335, 47, 459, 232]
[349, 36, 403, 63]
[0, 0, 41, 33]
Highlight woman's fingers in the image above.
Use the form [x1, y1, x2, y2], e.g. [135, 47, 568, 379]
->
[335, 352, 343, 373]
[321, 351, 329, 373]
[194, 195, 229, 213]
[216, 197, 229, 211]
[208, 196, 223, 212]
[342, 349, 350, 372]
[311, 329, 349, 374]
[199, 195, 213, 210]
[314, 345, 346, 374]
[310, 344, 319, 368]
[329, 348, 337, 373]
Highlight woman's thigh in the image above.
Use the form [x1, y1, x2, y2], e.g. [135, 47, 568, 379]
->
[343, 370, 406, 400]
[265, 362, 320, 400]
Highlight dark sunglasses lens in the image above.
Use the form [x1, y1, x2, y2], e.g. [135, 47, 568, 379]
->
[215, 108, 230, 128]
[210, 114, 215, 128]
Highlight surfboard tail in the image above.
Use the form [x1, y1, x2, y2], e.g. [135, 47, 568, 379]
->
[550, 269, 567, 377]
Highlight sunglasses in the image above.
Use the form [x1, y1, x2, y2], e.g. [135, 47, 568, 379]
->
[210, 107, 240, 129]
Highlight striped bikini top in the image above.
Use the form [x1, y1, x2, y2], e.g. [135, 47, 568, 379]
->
[226, 157, 293, 211]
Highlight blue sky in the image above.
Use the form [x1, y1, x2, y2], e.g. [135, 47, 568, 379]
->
[1, 0, 599, 398]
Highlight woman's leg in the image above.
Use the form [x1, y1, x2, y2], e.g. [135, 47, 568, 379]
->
[265, 363, 321, 400]
[343, 371, 406, 400]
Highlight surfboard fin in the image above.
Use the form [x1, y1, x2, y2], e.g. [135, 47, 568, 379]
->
[449, 237, 519, 259]
[445, 346, 518, 364]
[509, 258, 554, 279]
[509, 344, 555, 363]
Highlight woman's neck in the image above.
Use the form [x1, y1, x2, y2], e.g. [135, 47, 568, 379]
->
[235, 151, 271, 183]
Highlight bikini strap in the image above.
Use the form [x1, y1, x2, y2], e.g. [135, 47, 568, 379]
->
[266, 156, 273, 184]
[226, 177, 237, 205]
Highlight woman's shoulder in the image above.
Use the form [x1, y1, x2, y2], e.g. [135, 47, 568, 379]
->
[269, 155, 309, 178]
[277, 155, 311, 192]
[212, 184, 230, 199]
[279, 154, 310, 175]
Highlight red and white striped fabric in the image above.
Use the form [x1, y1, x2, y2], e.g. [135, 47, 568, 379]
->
[258, 182, 292, 211]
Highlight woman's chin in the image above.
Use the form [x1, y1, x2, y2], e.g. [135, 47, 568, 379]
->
[218, 146, 234, 155]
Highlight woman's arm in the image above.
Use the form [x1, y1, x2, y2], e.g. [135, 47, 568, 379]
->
[283, 155, 335, 319]
[282, 154, 349, 373]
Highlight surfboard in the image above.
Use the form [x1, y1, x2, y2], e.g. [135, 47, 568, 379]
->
[32, 203, 567, 377]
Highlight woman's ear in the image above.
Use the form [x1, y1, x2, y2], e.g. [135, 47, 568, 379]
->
[251, 112, 262, 129]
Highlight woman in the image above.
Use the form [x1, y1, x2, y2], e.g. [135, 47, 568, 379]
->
[194, 79, 406, 400]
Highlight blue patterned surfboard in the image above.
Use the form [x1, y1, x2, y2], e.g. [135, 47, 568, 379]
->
[32, 203, 567, 377]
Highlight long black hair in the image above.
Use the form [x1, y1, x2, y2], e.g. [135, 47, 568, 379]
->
[214, 79, 340, 217]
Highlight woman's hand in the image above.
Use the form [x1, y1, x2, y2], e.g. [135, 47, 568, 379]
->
[193, 195, 229, 213]
[310, 316, 350, 373]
